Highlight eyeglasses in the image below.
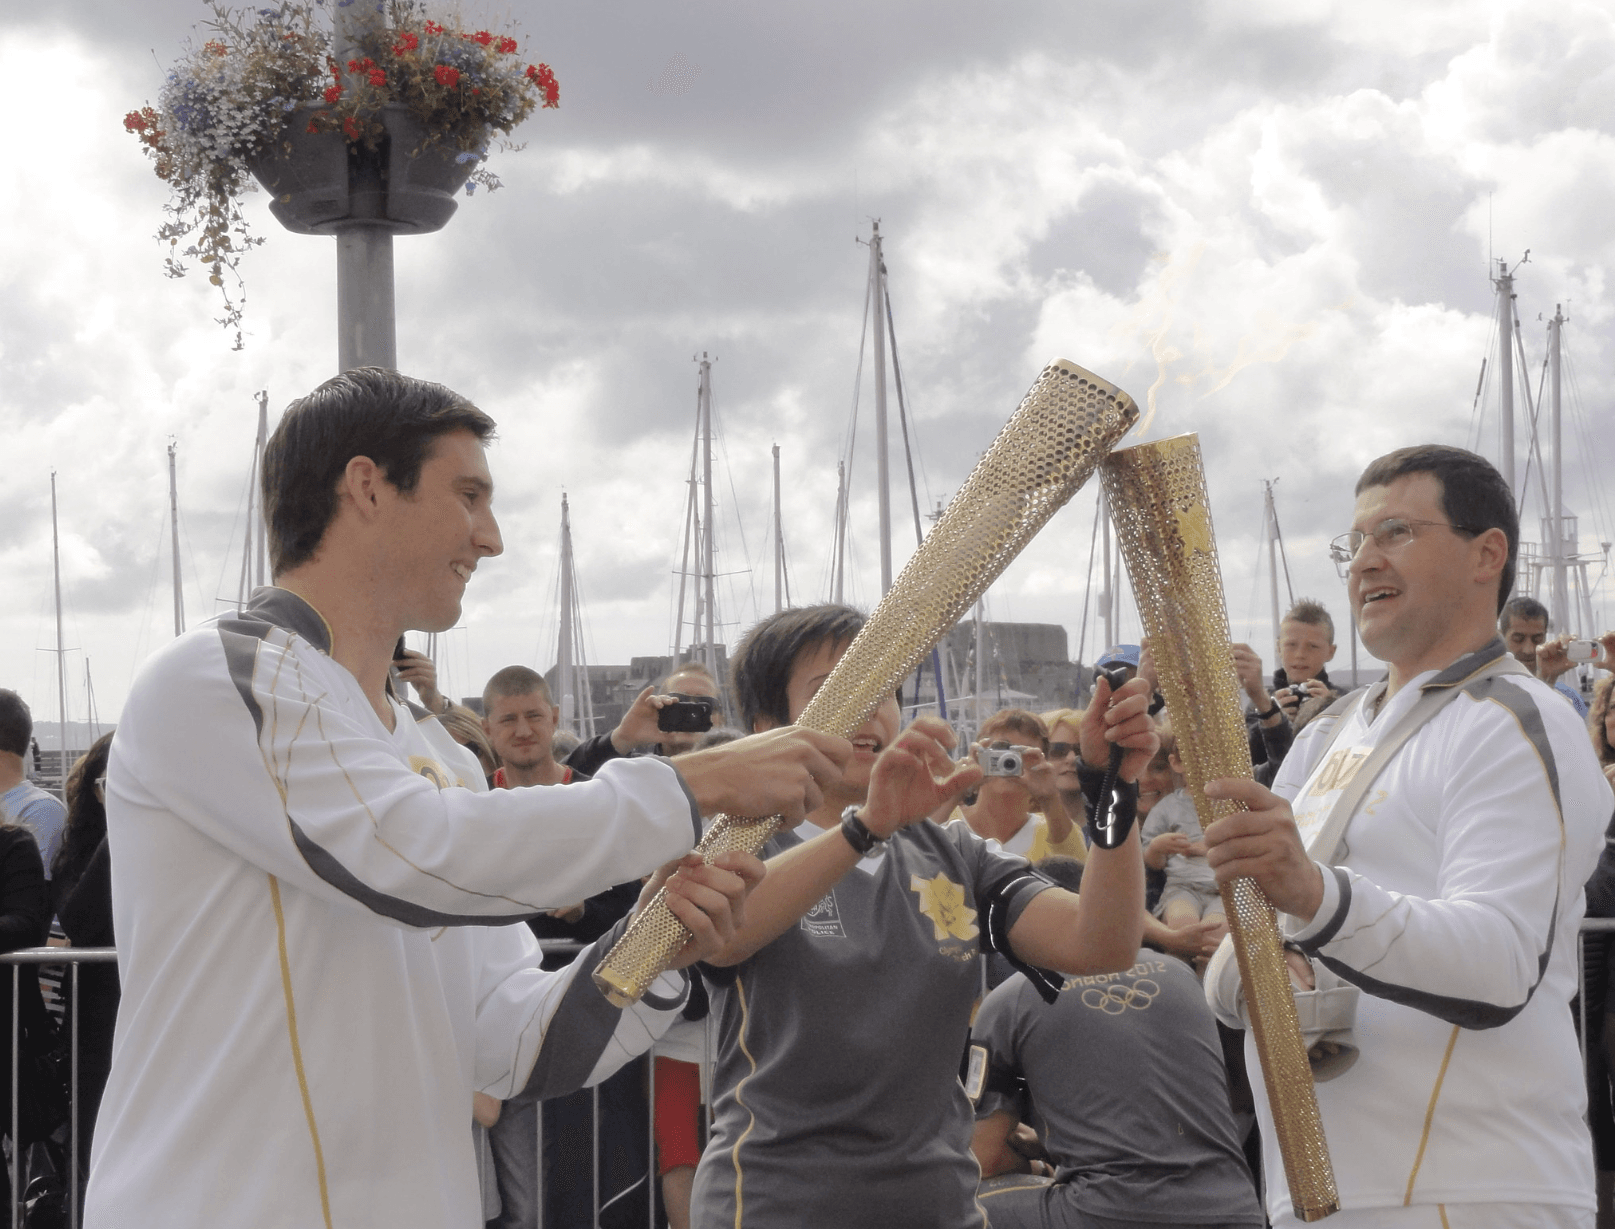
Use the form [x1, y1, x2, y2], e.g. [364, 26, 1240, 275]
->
[1048, 742, 1079, 760]
[1328, 518, 1479, 578]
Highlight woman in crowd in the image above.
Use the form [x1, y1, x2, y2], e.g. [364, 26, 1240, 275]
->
[952, 708, 1087, 863]
[54, 732, 119, 1186]
[0, 781, 52, 1206]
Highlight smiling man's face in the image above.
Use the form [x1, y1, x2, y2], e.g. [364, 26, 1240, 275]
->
[378, 428, 503, 634]
[1348, 472, 1485, 682]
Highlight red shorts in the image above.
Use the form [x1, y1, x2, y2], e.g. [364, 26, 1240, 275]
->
[653, 1056, 703, 1174]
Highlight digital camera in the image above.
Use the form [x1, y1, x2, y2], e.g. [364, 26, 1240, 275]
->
[975, 742, 1023, 777]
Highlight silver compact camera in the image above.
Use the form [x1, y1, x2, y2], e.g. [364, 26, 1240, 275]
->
[975, 742, 1023, 777]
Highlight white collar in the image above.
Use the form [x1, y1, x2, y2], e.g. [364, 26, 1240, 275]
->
[791, 817, 887, 876]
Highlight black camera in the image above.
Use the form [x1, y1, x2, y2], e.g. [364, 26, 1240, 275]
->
[657, 695, 715, 734]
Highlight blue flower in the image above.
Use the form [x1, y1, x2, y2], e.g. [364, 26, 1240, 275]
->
[464, 181, 476, 195]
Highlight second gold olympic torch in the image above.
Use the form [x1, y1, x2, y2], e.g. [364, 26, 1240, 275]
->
[1101, 434, 1338, 1221]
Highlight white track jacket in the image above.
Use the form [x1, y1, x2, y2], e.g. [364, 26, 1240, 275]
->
[85, 588, 701, 1228]
[1210, 641, 1611, 1221]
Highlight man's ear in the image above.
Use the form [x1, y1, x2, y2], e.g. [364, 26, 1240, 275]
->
[1324, 642, 1337, 663]
[1473, 527, 1509, 590]
[339, 456, 386, 519]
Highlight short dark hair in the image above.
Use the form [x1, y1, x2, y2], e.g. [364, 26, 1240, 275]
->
[263, 368, 497, 575]
[482, 665, 551, 714]
[731, 605, 866, 732]
[1499, 595, 1550, 634]
[0, 691, 32, 758]
[1034, 855, 1084, 894]
[1282, 598, 1335, 644]
[1354, 445, 1517, 612]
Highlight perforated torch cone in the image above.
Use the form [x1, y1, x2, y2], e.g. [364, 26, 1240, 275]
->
[591, 359, 1139, 1008]
[1101, 434, 1338, 1221]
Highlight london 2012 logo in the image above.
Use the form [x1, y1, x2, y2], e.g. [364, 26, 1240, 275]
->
[1079, 978, 1160, 1013]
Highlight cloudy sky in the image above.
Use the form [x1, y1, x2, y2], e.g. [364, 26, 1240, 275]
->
[3, 0, 1613, 736]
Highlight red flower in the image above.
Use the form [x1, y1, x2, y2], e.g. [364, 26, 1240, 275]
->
[368, 68, 386, 87]
[203, 40, 228, 57]
[306, 121, 319, 134]
[496, 36, 517, 54]
[471, 87, 480, 95]
[393, 32, 419, 55]
[123, 110, 148, 133]
[343, 116, 362, 139]
[434, 65, 460, 87]
[423, 20, 444, 34]
[467, 30, 493, 46]
[526, 63, 559, 107]
[323, 85, 342, 103]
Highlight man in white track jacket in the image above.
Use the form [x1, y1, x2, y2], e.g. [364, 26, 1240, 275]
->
[84, 369, 849, 1229]
[1204, 445, 1611, 1228]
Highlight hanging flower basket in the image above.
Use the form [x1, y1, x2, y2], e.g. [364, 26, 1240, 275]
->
[125, 1, 560, 347]
[248, 102, 482, 235]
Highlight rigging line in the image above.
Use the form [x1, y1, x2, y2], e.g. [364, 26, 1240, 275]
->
[883, 283, 933, 515]
[886, 285, 927, 550]
[1561, 336, 1615, 543]
[671, 410, 701, 656]
[708, 391, 759, 631]
[1466, 357, 1488, 456]
[1511, 303, 1546, 521]
[215, 463, 251, 607]
[1075, 486, 1102, 670]
[1270, 497, 1297, 610]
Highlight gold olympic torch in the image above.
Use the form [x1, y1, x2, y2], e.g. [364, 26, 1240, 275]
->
[1101, 433, 1337, 1220]
[592, 359, 1140, 1007]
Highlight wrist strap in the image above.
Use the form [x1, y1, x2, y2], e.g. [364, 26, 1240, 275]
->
[1255, 702, 1281, 721]
[840, 806, 885, 855]
[1077, 752, 1138, 849]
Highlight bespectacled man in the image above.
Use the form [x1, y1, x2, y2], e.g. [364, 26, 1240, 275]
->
[1205, 444, 1611, 1228]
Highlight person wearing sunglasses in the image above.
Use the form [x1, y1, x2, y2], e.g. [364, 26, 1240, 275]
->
[1204, 445, 1611, 1229]
[952, 709, 1088, 865]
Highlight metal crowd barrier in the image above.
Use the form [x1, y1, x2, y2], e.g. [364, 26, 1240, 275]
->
[4, 947, 117, 1229]
[16, 921, 1615, 1228]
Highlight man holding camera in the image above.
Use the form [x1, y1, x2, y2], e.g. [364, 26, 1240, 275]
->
[1203, 445, 1610, 1227]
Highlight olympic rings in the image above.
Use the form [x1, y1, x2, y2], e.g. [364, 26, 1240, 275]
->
[1079, 978, 1160, 1014]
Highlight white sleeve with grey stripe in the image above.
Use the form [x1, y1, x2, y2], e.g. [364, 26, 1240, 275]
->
[473, 918, 689, 1103]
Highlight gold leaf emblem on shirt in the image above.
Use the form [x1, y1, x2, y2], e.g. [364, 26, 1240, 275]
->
[910, 873, 979, 942]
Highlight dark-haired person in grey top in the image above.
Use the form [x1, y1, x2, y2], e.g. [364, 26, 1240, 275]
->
[692, 604, 1151, 1228]
[970, 860, 1262, 1229]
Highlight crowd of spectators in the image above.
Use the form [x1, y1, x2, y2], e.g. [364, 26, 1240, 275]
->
[4, 583, 1615, 1227]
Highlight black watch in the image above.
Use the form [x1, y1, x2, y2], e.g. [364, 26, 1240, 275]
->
[840, 806, 887, 855]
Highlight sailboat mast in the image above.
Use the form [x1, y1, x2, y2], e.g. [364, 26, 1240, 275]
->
[1549, 304, 1568, 631]
[168, 439, 184, 636]
[698, 355, 717, 681]
[832, 461, 847, 604]
[254, 391, 269, 587]
[773, 444, 784, 612]
[1264, 481, 1282, 659]
[51, 472, 68, 786]
[869, 223, 893, 595]
[1099, 491, 1114, 650]
[1494, 259, 1516, 498]
[558, 493, 575, 732]
[973, 598, 988, 733]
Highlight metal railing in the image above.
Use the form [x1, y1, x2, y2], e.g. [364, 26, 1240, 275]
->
[18, 919, 1612, 1228]
[0, 942, 699, 1229]
[5, 947, 116, 1229]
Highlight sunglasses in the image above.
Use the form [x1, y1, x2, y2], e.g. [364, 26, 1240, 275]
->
[1048, 742, 1079, 760]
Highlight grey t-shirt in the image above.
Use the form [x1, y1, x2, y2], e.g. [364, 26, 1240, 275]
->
[692, 819, 1053, 1228]
[971, 950, 1262, 1226]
